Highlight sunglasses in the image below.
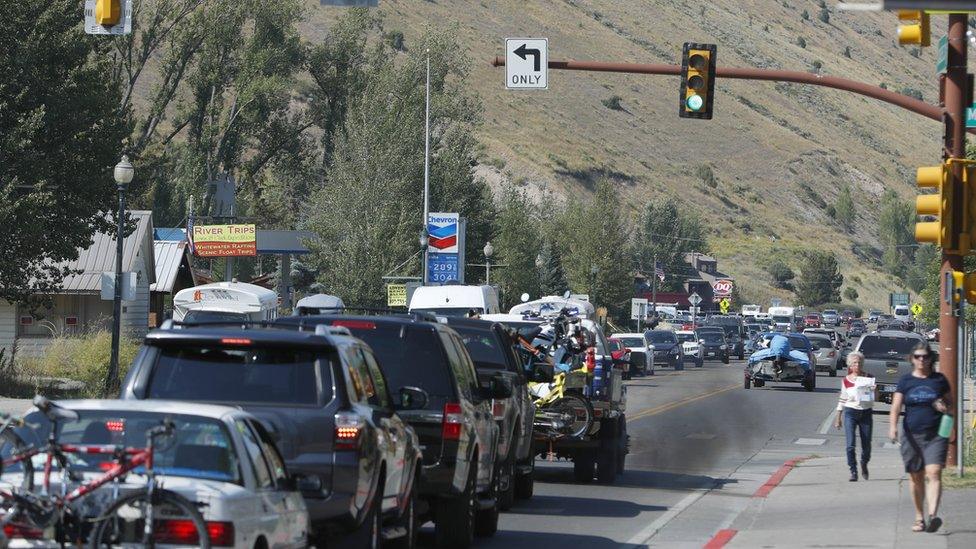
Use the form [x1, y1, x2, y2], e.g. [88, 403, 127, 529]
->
[912, 354, 931, 360]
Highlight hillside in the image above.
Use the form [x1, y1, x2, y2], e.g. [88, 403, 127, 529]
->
[303, 0, 943, 309]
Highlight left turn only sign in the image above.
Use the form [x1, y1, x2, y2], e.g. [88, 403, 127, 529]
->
[506, 38, 548, 89]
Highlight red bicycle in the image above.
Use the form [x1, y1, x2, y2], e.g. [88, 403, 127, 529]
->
[0, 396, 210, 548]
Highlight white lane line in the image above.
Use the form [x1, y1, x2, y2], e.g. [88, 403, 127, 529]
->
[621, 488, 709, 547]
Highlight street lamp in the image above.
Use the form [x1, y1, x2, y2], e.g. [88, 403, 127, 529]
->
[105, 155, 134, 395]
[419, 229, 429, 286]
[589, 264, 598, 300]
[483, 241, 494, 284]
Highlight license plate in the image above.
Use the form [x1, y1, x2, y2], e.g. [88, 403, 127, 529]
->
[880, 385, 895, 393]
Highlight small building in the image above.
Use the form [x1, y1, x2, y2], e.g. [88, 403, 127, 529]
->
[150, 239, 195, 327]
[0, 211, 156, 359]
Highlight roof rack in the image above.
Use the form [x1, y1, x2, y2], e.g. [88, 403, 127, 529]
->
[158, 319, 282, 330]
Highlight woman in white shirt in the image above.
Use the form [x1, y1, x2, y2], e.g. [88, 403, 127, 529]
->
[835, 351, 874, 481]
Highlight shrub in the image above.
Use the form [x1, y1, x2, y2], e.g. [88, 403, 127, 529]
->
[697, 164, 717, 188]
[797, 37, 807, 49]
[602, 95, 624, 111]
[802, 9, 810, 20]
[843, 287, 859, 302]
[843, 46, 851, 58]
[19, 331, 139, 398]
[818, 8, 830, 24]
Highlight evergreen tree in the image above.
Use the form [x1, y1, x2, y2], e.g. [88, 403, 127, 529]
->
[878, 190, 916, 278]
[493, 186, 541, 308]
[631, 199, 708, 292]
[834, 185, 855, 232]
[537, 237, 568, 297]
[795, 251, 844, 306]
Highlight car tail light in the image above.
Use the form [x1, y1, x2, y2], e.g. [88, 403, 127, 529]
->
[491, 400, 506, 420]
[334, 412, 364, 450]
[442, 403, 463, 441]
[4, 522, 44, 539]
[332, 320, 376, 330]
[105, 419, 125, 432]
[828, 351, 836, 358]
[155, 519, 234, 547]
[219, 338, 251, 345]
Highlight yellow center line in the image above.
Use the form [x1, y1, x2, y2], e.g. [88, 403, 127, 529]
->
[626, 382, 741, 422]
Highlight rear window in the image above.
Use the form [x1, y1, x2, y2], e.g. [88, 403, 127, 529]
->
[147, 345, 325, 405]
[455, 328, 507, 370]
[183, 310, 247, 323]
[808, 336, 832, 349]
[618, 337, 645, 347]
[858, 335, 921, 359]
[697, 331, 724, 343]
[17, 411, 240, 484]
[341, 323, 456, 407]
[645, 331, 677, 344]
[414, 307, 483, 317]
[676, 333, 695, 343]
[608, 340, 624, 352]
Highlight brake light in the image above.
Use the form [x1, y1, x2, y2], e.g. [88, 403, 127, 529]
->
[3, 522, 43, 539]
[332, 320, 376, 330]
[219, 338, 251, 345]
[828, 351, 836, 358]
[334, 412, 364, 450]
[105, 419, 125, 432]
[155, 519, 234, 547]
[492, 400, 506, 420]
[442, 403, 463, 441]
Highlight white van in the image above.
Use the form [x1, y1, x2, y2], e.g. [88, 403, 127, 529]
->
[408, 285, 501, 317]
[893, 305, 912, 323]
[173, 282, 278, 323]
[767, 306, 795, 331]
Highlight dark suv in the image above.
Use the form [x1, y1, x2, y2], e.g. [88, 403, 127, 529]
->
[276, 315, 506, 548]
[695, 327, 730, 363]
[119, 324, 423, 547]
[644, 330, 682, 369]
[441, 317, 537, 508]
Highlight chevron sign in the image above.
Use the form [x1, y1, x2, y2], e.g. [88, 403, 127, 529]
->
[427, 213, 459, 253]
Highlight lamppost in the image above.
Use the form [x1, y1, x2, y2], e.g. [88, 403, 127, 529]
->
[589, 264, 598, 301]
[419, 229, 429, 285]
[105, 155, 133, 395]
[483, 242, 494, 284]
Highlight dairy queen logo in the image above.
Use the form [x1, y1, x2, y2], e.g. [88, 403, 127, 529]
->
[713, 279, 734, 296]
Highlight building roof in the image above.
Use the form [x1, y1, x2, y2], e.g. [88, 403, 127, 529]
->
[154, 228, 186, 242]
[59, 211, 156, 292]
[151, 240, 189, 293]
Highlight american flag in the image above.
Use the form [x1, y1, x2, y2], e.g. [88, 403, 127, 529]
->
[654, 264, 665, 282]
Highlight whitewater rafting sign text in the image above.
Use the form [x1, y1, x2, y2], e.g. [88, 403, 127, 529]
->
[191, 224, 257, 257]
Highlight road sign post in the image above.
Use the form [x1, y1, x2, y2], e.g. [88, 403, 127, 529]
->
[505, 38, 548, 89]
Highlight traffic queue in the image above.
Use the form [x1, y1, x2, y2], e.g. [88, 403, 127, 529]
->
[0, 283, 633, 549]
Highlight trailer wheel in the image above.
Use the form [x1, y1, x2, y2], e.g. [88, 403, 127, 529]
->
[572, 450, 595, 483]
[754, 378, 765, 388]
[597, 419, 619, 485]
[744, 376, 751, 389]
[615, 417, 627, 475]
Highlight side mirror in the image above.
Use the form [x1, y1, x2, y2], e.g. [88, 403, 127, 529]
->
[398, 386, 429, 410]
[481, 375, 513, 400]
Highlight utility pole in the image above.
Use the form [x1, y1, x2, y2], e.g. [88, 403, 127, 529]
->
[651, 253, 658, 314]
[422, 49, 431, 286]
[941, 13, 967, 467]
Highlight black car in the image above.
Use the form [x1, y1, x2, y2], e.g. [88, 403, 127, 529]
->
[643, 330, 683, 369]
[119, 324, 423, 547]
[695, 327, 730, 363]
[277, 315, 506, 548]
[705, 315, 747, 359]
[848, 320, 867, 339]
[440, 317, 537, 509]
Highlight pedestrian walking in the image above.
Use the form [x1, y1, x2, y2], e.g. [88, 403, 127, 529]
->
[835, 351, 873, 482]
[888, 342, 952, 533]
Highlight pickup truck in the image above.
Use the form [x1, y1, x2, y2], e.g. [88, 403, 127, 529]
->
[851, 330, 929, 403]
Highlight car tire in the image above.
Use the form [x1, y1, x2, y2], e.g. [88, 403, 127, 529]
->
[722, 355, 730, 365]
[754, 378, 765, 388]
[573, 450, 595, 483]
[497, 451, 516, 511]
[744, 376, 751, 389]
[435, 462, 477, 548]
[597, 419, 619, 485]
[514, 458, 534, 500]
[389, 479, 418, 549]
[615, 417, 627, 475]
[336, 479, 382, 549]
[474, 495, 499, 538]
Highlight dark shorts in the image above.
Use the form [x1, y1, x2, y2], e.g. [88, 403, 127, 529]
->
[900, 431, 948, 473]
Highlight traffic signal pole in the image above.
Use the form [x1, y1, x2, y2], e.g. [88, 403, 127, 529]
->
[941, 13, 968, 467]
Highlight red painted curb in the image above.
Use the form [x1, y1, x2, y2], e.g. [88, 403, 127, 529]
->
[704, 529, 738, 548]
[753, 456, 808, 498]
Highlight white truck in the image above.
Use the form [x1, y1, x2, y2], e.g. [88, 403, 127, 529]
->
[408, 285, 501, 316]
[741, 304, 761, 318]
[767, 306, 796, 332]
[173, 281, 278, 323]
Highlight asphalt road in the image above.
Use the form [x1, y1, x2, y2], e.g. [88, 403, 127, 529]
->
[427, 358, 848, 548]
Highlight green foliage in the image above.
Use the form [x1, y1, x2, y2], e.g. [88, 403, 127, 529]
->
[602, 95, 624, 111]
[631, 199, 709, 293]
[878, 190, 916, 279]
[303, 25, 493, 306]
[383, 30, 406, 51]
[492, 186, 541, 308]
[552, 181, 632, 316]
[843, 46, 852, 58]
[900, 87, 923, 101]
[19, 331, 139, 398]
[818, 8, 830, 24]
[797, 37, 807, 48]
[0, 0, 128, 303]
[766, 260, 795, 291]
[843, 287, 859, 302]
[795, 251, 843, 306]
[536, 237, 568, 298]
[697, 165, 717, 188]
[802, 9, 810, 20]
[834, 185, 855, 232]
[906, 244, 937, 293]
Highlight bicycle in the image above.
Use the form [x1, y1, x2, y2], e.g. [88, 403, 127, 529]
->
[0, 396, 211, 548]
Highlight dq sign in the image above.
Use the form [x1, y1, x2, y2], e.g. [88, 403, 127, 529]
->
[427, 213, 459, 254]
[712, 279, 734, 297]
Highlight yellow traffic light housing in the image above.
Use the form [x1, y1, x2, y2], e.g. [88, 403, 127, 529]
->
[965, 273, 976, 305]
[915, 163, 950, 247]
[679, 43, 717, 120]
[95, 0, 121, 26]
[897, 10, 931, 47]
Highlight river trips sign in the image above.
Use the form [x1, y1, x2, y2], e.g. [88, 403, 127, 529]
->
[191, 224, 257, 257]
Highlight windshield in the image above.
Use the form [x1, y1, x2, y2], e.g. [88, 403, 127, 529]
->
[676, 333, 696, 343]
[18, 411, 240, 484]
[645, 331, 677, 344]
[823, 310, 838, 315]
[696, 331, 725, 343]
[148, 345, 325, 405]
[618, 337, 645, 347]
[455, 327, 507, 370]
[808, 336, 832, 349]
[182, 310, 248, 323]
[772, 315, 791, 324]
[608, 339, 624, 352]
[858, 335, 921, 359]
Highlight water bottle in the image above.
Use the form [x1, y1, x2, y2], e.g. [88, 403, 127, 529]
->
[938, 414, 954, 438]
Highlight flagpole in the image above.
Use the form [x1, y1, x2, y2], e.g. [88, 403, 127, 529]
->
[652, 253, 658, 314]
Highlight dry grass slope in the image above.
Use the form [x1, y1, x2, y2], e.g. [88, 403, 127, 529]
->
[302, 0, 943, 308]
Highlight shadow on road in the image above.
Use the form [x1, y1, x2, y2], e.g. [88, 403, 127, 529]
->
[534, 464, 736, 492]
[764, 386, 838, 394]
[503, 494, 665, 518]
[418, 530, 639, 548]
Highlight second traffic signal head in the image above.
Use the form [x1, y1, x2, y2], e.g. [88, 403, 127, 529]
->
[897, 10, 931, 47]
[914, 163, 951, 247]
[679, 43, 717, 120]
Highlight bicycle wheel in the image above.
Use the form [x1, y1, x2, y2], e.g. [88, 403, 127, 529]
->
[546, 395, 593, 438]
[0, 427, 34, 492]
[88, 488, 210, 549]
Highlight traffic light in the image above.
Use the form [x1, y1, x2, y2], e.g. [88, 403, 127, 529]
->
[914, 162, 952, 248]
[95, 0, 121, 26]
[679, 43, 717, 120]
[897, 10, 931, 47]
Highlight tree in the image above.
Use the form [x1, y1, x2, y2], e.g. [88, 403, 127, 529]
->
[878, 190, 916, 278]
[631, 199, 708, 292]
[493, 187, 541, 308]
[834, 185, 855, 232]
[906, 244, 937, 293]
[795, 251, 844, 306]
[843, 287, 859, 302]
[536, 237, 568, 297]
[0, 0, 128, 303]
[766, 260, 795, 291]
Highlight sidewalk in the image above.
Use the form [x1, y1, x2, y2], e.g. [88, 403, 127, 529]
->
[725, 449, 976, 548]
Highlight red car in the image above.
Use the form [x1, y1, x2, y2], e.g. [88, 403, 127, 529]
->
[804, 313, 822, 328]
[608, 338, 633, 379]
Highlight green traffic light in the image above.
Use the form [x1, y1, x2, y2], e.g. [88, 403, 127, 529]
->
[686, 94, 704, 111]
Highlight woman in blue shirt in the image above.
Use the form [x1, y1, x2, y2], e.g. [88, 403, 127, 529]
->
[888, 342, 951, 533]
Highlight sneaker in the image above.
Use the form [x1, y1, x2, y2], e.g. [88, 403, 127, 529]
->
[849, 470, 858, 482]
[861, 463, 869, 480]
